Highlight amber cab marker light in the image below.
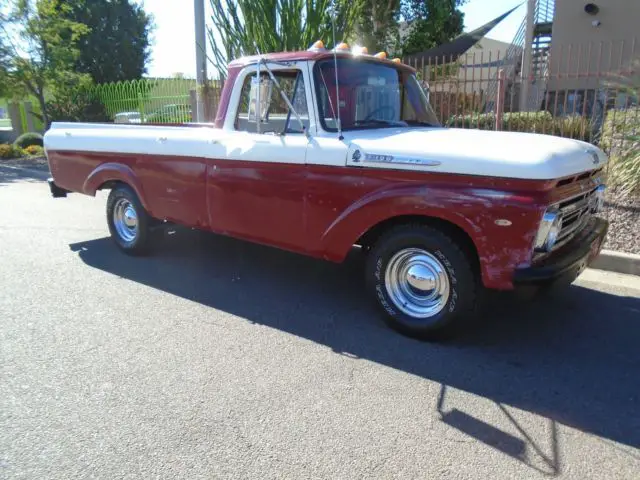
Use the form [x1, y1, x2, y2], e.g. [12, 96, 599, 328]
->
[352, 45, 369, 55]
[308, 40, 325, 51]
[374, 51, 387, 59]
[392, 58, 401, 63]
[334, 42, 350, 51]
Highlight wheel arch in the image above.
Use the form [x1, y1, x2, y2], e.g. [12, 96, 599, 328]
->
[357, 215, 481, 277]
[83, 162, 151, 213]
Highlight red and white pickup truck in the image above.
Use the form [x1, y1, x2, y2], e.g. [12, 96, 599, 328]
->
[44, 44, 608, 339]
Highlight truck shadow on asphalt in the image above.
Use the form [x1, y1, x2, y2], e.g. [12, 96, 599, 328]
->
[70, 228, 640, 469]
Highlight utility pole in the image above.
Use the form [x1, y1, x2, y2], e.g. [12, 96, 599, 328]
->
[519, 0, 536, 112]
[194, 0, 207, 122]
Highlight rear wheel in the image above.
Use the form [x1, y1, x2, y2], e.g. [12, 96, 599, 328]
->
[106, 184, 152, 255]
[366, 225, 479, 340]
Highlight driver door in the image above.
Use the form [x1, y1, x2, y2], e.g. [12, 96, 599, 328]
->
[207, 67, 311, 253]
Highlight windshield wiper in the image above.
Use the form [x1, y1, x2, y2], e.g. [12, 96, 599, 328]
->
[352, 119, 407, 127]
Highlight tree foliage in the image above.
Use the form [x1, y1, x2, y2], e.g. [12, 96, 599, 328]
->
[207, 0, 363, 79]
[356, 0, 401, 55]
[401, 0, 467, 56]
[0, 0, 90, 126]
[60, 0, 154, 84]
[0, 2, 11, 97]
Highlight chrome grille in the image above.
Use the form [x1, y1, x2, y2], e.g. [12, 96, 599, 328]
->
[554, 188, 597, 250]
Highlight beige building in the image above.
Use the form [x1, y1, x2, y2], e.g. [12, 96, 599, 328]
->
[548, 0, 639, 91]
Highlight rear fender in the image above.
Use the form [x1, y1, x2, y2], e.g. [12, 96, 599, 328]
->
[83, 162, 150, 212]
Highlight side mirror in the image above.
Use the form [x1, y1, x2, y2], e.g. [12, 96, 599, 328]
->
[248, 75, 273, 122]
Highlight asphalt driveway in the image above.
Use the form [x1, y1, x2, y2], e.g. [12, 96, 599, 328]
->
[1, 165, 639, 479]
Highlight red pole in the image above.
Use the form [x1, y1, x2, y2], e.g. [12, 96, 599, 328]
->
[496, 69, 506, 131]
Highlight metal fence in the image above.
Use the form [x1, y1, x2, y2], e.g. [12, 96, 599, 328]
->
[90, 78, 224, 123]
[403, 38, 639, 157]
[0, 97, 45, 141]
[4, 38, 636, 159]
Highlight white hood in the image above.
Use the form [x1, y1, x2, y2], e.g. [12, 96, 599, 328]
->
[342, 128, 607, 180]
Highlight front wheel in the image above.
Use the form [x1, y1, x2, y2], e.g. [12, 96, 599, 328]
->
[106, 184, 152, 255]
[366, 225, 479, 340]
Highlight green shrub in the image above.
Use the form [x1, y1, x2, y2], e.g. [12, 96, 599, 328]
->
[23, 145, 45, 156]
[447, 111, 555, 132]
[47, 86, 110, 124]
[446, 112, 496, 130]
[551, 114, 594, 142]
[446, 111, 593, 141]
[13, 132, 44, 149]
[600, 107, 640, 195]
[0, 143, 24, 159]
[610, 141, 640, 196]
[600, 107, 640, 153]
[503, 111, 555, 134]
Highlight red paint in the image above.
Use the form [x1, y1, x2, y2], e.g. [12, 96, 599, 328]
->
[207, 160, 307, 252]
[47, 149, 562, 290]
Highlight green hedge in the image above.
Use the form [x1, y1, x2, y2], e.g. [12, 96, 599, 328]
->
[446, 111, 594, 142]
[13, 132, 44, 149]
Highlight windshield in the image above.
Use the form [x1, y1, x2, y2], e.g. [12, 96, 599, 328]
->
[314, 58, 440, 131]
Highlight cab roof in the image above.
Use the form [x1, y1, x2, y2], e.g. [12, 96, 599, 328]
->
[228, 50, 416, 73]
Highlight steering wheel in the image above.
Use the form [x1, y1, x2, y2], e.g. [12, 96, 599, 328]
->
[363, 105, 396, 122]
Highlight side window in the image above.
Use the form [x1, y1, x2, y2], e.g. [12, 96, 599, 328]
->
[235, 70, 309, 134]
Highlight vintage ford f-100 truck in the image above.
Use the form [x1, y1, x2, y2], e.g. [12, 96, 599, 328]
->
[44, 42, 608, 339]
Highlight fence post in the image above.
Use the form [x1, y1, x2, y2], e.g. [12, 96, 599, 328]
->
[137, 92, 145, 123]
[7, 102, 24, 135]
[495, 69, 506, 131]
[189, 89, 198, 122]
[24, 102, 36, 132]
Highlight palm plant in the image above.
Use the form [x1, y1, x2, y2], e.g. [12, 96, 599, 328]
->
[207, 0, 363, 79]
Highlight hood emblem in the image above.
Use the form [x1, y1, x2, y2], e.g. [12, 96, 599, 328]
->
[362, 153, 441, 166]
[352, 150, 361, 162]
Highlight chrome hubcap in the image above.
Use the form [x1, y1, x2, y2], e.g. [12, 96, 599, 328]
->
[113, 198, 138, 243]
[385, 248, 450, 319]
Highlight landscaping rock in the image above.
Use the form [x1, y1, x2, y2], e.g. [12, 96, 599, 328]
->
[601, 189, 640, 254]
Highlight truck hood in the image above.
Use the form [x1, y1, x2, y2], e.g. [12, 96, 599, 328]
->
[342, 127, 607, 180]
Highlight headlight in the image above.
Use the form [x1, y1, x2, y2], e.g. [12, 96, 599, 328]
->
[591, 184, 606, 213]
[535, 210, 563, 252]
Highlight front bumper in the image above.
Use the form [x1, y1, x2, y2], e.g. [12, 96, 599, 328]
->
[513, 217, 608, 285]
[48, 178, 69, 198]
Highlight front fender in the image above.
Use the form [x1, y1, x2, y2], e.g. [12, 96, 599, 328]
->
[83, 162, 150, 212]
[321, 184, 484, 257]
[320, 184, 544, 290]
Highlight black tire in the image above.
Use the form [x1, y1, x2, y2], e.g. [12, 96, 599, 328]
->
[106, 184, 152, 255]
[365, 224, 479, 340]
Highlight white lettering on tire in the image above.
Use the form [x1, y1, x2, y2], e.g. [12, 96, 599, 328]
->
[376, 284, 397, 316]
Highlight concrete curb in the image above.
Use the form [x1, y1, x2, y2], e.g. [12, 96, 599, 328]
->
[591, 250, 640, 276]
